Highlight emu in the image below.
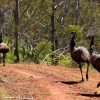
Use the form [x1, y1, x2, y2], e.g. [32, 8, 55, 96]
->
[86, 35, 100, 88]
[70, 31, 90, 81]
[0, 37, 10, 66]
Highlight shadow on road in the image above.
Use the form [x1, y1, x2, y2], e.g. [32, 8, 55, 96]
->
[55, 80, 83, 85]
[79, 93, 100, 97]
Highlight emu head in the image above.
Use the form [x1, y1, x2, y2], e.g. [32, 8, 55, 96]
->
[71, 31, 76, 34]
[85, 34, 97, 55]
[70, 31, 76, 39]
[86, 33, 94, 39]
[71, 31, 76, 35]
[85, 30, 95, 40]
[85, 35, 94, 45]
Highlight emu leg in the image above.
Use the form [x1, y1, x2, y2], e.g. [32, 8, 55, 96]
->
[3, 53, 6, 66]
[86, 63, 89, 81]
[79, 63, 84, 81]
[97, 82, 100, 88]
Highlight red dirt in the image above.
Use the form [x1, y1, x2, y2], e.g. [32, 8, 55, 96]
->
[0, 63, 100, 100]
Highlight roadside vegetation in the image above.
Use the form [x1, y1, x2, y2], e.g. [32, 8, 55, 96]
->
[0, 0, 100, 69]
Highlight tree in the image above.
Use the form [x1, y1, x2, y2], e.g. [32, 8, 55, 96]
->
[14, 0, 19, 62]
[1, 0, 100, 65]
[51, 0, 55, 65]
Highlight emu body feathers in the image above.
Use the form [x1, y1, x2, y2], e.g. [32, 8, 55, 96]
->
[0, 43, 10, 53]
[86, 35, 100, 88]
[88, 35, 100, 73]
[0, 42, 10, 66]
[71, 46, 90, 63]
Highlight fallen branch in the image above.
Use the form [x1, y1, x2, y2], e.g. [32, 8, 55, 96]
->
[43, 44, 69, 62]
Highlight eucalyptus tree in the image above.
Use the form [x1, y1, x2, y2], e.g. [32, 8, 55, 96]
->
[1, 0, 100, 65]
[14, 0, 19, 62]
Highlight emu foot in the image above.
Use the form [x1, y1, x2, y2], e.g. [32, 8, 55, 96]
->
[80, 79, 84, 82]
[82, 78, 84, 82]
[94, 91, 98, 95]
[97, 82, 100, 88]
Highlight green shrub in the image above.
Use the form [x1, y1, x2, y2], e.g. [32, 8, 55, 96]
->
[33, 39, 52, 63]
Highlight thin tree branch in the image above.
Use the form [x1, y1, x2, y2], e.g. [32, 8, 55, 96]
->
[43, 44, 69, 62]
[18, 0, 33, 24]
[81, 1, 91, 28]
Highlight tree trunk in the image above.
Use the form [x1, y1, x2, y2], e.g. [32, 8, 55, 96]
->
[54, 37, 58, 65]
[14, 0, 19, 63]
[51, 0, 55, 65]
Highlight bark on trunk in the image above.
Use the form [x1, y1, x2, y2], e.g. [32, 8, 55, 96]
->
[14, 0, 19, 63]
[51, 0, 55, 65]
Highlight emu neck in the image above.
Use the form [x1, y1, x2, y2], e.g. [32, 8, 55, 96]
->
[0, 38, 3, 43]
[90, 36, 97, 55]
[90, 36, 94, 47]
[0, 32, 3, 43]
[70, 33, 76, 51]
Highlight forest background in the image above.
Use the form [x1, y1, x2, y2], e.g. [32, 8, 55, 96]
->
[0, 0, 100, 67]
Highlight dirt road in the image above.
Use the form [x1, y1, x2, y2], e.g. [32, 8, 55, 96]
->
[0, 63, 100, 100]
